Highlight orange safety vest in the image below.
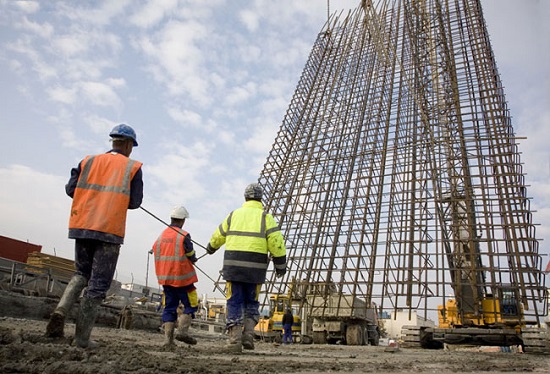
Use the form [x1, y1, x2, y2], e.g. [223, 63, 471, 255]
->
[153, 227, 198, 287]
[69, 152, 142, 238]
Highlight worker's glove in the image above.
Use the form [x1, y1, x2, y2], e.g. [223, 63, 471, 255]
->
[275, 268, 286, 278]
[206, 243, 217, 255]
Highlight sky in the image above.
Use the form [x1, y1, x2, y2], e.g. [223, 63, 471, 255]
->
[1, 0, 549, 300]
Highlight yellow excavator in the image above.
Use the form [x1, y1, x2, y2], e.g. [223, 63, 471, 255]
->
[437, 287, 524, 331]
[404, 190, 547, 352]
[432, 287, 526, 347]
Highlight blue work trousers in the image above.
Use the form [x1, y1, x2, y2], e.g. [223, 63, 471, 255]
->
[283, 323, 293, 344]
[225, 281, 260, 328]
[74, 239, 120, 300]
[162, 284, 198, 323]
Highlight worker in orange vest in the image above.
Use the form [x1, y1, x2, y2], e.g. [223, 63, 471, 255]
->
[45, 124, 143, 349]
[152, 205, 199, 348]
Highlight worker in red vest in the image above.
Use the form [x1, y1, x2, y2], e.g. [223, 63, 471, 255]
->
[45, 124, 143, 349]
[152, 205, 199, 348]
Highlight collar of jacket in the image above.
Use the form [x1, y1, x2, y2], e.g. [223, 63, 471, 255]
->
[242, 200, 263, 209]
[107, 149, 127, 156]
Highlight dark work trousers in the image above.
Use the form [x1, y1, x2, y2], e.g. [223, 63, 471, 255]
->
[162, 284, 199, 323]
[74, 239, 120, 300]
[225, 281, 261, 328]
[283, 323, 293, 344]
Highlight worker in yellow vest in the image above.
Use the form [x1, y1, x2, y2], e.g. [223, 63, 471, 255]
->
[152, 205, 199, 348]
[206, 183, 287, 353]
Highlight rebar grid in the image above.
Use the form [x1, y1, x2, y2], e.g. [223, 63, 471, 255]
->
[258, 0, 546, 324]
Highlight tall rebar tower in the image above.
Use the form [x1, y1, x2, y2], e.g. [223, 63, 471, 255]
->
[258, 0, 547, 325]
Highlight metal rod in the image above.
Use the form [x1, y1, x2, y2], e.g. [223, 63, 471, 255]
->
[195, 266, 226, 297]
[139, 206, 207, 250]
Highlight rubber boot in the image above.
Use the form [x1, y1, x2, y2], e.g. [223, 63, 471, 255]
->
[175, 313, 197, 345]
[73, 297, 102, 349]
[242, 318, 257, 350]
[163, 322, 176, 349]
[225, 325, 243, 354]
[45, 275, 87, 338]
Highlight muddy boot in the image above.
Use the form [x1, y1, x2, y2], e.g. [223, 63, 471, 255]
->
[73, 297, 102, 349]
[163, 322, 176, 349]
[175, 313, 197, 345]
[45, 275, 87, 338]
[225, 325, 243, 354]
[242, 318, 257, 350]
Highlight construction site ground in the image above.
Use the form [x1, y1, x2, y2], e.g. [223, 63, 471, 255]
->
[1, 316, 550, 374]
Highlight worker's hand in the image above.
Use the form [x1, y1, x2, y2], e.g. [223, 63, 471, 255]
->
[206, 243, 217, 255]
[276, 268, 286, 278]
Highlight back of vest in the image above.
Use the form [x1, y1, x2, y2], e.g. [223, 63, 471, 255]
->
[69, 153, 141, 238]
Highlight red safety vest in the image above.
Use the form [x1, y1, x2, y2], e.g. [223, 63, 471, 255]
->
[69, 152, 142, 238]
[153, 227, 198, 287]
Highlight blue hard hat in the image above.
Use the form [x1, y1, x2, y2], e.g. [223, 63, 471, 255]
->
[109, 124, 138, 146]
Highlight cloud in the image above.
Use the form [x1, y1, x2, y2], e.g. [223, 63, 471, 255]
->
[223, 82, 257, 107]
[57, 1, 132, 27]
[128, 0, 178, 29]
[135, 19, 209, 104]
[145, 140, 212, 200]
[239, 9, 260, 32]
[47, 85, 77, 105]
[167, 106, 203, 129]
[80, 81, 123, 109]
[16, 16, 53, 37]
[52, 33, 90, 57]
[82, 114, 121, 137]
[13, 1, 39, 14]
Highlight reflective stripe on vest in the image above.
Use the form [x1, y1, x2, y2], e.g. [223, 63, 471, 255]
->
[224, 258, 268, 270]
[69, 153, 141, 238]
[153, 227, 197, 286]
[77, 155, 137, 195]
[221, 211, 268, 239]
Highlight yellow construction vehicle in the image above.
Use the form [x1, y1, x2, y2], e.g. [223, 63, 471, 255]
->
[207, 303, 225, 321]
[437, 288, 524, 330]
[255, 293, 301, 343]
[432, 288, 526, 344]
[400, 192, 547, 352]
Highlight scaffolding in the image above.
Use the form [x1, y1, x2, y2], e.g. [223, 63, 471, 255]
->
[257, 0, 547, 325]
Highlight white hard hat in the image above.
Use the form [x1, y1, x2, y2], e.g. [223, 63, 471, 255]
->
[170, 205, 189, 219]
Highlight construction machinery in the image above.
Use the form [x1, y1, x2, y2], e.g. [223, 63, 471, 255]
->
[255, 292, 302, 343]
[306, 286, 380, 345]
[253, 0, 548, 353]
[207, 303, 226, 321]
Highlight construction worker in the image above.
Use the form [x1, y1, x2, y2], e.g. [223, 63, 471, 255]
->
[206, 183, 286, 353]
[45, 124, 143, 348]
[282, 308, 294, 345]
[151, 205, 199, 348]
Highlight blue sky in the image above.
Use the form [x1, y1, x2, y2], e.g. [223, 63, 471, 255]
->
[1, 0, 549, 299]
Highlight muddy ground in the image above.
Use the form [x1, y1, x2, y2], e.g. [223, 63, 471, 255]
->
[1, 316, 550, 374]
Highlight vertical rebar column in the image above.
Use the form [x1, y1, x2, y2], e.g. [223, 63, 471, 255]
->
[258, 0, 546, 325]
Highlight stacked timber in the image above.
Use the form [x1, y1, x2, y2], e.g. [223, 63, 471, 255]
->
[25, 252, 75, 281]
